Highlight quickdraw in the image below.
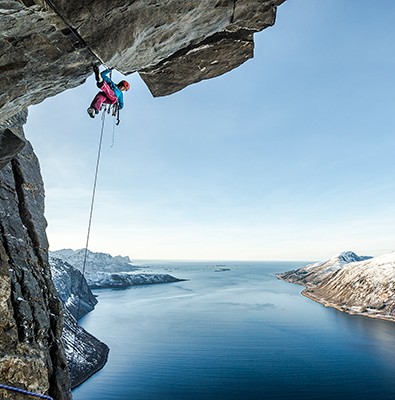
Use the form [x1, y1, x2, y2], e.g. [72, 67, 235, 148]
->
[101, 102, 120, 126]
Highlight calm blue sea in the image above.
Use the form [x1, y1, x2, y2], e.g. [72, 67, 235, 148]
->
[72, 261, 395, 400]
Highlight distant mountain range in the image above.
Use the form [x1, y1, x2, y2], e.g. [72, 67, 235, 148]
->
[50, 248, 136, 274]
[278, 251, 395, 322]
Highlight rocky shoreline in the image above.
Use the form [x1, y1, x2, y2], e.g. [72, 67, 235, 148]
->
[277, 251, 395, 324]
[72, 351, 109, 389]
[63, 309, 110, 389]
[300, 287, 395, 323]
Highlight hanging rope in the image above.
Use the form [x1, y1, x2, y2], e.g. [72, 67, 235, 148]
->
[69, 109, 107, 383]
[0, 383, 53, 400]
[81, 110, 106, 278]
[68, 65, 120, 384]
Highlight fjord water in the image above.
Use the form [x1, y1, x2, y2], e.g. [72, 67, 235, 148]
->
[73, 261, 395, 400]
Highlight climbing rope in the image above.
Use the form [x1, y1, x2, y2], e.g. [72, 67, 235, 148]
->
[81, 108, 107, 286]
[69, 108, 107, 382]
[0, 383, 53, 400]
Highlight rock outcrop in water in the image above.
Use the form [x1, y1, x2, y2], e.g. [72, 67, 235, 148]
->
[0, 1, 285, 397]
[87, 271, 184, 289]
[278, 251, 395, 322]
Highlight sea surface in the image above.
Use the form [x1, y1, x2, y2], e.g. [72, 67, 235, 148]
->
[72, 261, 395, 400]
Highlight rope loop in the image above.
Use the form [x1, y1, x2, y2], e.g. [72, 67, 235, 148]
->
[0, 383, 54, 400]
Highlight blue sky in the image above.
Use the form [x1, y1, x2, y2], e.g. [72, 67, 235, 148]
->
[25, 0, 395, 261]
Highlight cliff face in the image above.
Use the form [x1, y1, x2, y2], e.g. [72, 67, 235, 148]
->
[50, 257, 109, 389]
[62, 309, 109, 389]
[50, 257, 98, 320]
[0, 0, 285, 397]
[0, 140, 70, 399]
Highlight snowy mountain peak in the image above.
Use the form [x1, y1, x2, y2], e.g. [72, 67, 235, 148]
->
[277, 250, 372, 287]
[332, 251, 370, 264]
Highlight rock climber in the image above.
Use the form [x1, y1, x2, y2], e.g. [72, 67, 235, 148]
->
[87, 65, 130, 118]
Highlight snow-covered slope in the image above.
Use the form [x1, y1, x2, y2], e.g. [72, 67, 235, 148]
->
[279, 251, 395, 322]
[88, 271, 184, 289]
[50, 248, 136, 274]
[50, 256, 97, 319]
[277, 251, 371, 286]
[63, 309, 108, 388]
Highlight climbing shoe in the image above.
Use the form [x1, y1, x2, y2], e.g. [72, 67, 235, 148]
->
[87, 107, 96, 118]
[93, 65, 103, 83]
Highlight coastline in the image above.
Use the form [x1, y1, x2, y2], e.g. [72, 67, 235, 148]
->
[277, 274, 395, 324]
[88, 277, 187, 290]
[71, 344, 110, 389]
[301, 289, 395, 323]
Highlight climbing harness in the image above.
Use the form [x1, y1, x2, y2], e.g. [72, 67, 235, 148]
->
[0, 383, 54, 400]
